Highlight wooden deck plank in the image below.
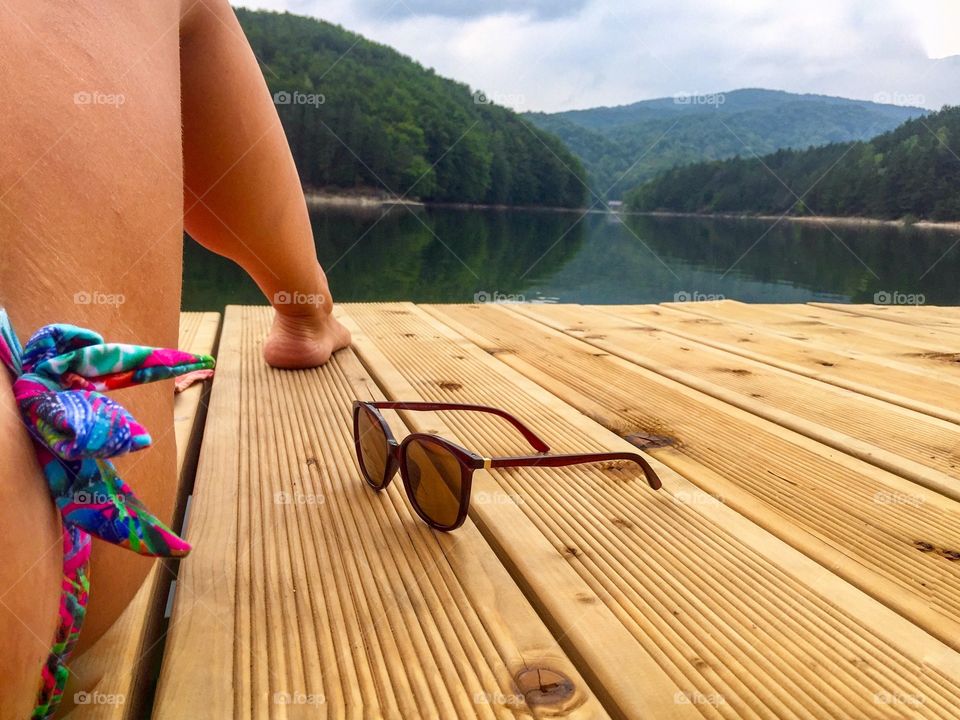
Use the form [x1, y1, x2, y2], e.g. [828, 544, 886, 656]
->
[66, 312, 221, 720]
[342, 302, 960, 720]
[427, 302, 960, 650]
[513, 304, 960, 498]
[657, 301, 960, 392]
[340, 306, 699, 720]
[712, 300, 960, 355]
[154, 306, 607, 720]
[809, 302, 960, 331]
[581, 302, 960, 425]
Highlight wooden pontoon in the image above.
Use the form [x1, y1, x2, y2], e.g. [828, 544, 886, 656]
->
[68, 302, 960, 719]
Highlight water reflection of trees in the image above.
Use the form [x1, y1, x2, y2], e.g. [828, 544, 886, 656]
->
[318, 206, 587, 302]
[621, 215, 960, 304]
[180, 208, 960, 310]
[182, 206, 587, 309]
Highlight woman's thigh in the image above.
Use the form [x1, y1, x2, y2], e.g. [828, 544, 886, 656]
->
[0, 3, 188, 701]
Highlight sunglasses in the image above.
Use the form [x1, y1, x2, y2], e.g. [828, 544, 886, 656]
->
[352, 401, 662, 531]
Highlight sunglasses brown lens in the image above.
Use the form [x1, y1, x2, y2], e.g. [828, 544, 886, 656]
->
[403, 438, 464, 528]
[357, 406, 389, 487]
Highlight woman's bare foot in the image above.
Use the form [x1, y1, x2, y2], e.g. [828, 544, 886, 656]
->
[263, 310, 352, 369]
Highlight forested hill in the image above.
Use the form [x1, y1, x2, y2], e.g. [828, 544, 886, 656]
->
[236, 9, 586, 208]
[525, 89, 926, 200]
[626, 105, 960, 221]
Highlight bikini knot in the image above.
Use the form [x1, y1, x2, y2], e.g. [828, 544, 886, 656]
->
[0, 310, 215, 558]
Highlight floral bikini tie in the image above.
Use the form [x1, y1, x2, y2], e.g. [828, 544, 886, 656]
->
[0, 310, 215, 719]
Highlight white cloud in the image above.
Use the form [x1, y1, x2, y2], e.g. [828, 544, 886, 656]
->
[915, 0, 960, 58]
[234, 0, 960, 111]
[352, 0, 590, 20]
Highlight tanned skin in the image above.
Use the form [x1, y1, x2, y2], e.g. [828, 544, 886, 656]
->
[0, 1, 350, 715]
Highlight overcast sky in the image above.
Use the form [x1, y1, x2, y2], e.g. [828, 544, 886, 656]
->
[235, 0, 960, 112]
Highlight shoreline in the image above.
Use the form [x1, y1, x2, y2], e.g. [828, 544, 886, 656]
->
[303, 189, 602, 214]
[633, 210, 960, 233]
[304, 189, 424, 209]
[302, 189, 960, 232]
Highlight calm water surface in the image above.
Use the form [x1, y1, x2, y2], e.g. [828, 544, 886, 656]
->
[182, 206, 960, 310]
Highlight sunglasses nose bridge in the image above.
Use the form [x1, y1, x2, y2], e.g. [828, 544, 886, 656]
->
[385, 440, 402, 480]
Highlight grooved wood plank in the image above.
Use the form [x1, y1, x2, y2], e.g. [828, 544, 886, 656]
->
[705, 301, 960, 356]
[154, 306, 607, 720]
[506, 304, 960, 498]
[588, 302, 960, 425]
[343, 302, 960, 720]
[809, 303, 960, 332]
[592, 308, 960, 490]
[656, 301, 960, 392]
[66, 312, 221, 720]
[340, 306, 698, 720]
[428, 301, 960, 650]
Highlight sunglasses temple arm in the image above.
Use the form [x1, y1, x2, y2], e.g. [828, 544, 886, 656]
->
[488, 451, 663, 490]
[368, 401, 550, 453]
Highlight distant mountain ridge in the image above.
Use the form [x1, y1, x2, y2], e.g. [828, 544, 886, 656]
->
[626, 104, 960, 221]
[525, 89, 927, 200]
[545, 88, 924, 127]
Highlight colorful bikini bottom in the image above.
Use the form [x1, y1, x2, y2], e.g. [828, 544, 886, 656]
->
[0, 310, 215, 719]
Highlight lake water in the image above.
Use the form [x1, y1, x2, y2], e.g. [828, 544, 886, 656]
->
[182, 206, 960, 310]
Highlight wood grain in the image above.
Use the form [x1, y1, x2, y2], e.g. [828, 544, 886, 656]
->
[344, 302, 960, 720]
[600, 302, 960, 423]
[427, 302, 960, 652]
[809, 302, 960, 332]
[66, 312, 221, 720]
[509, 304, 960, 499]
[153, 306, 608, 720]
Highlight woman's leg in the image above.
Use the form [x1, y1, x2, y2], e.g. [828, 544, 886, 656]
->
[1, 0, 349, 710]
[0, 370, 62, 719]
[180, 0, 351, 369]
[0, 3, 187, 708]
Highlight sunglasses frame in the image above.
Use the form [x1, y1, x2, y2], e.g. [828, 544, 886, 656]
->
[352, 401, 662, 531]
